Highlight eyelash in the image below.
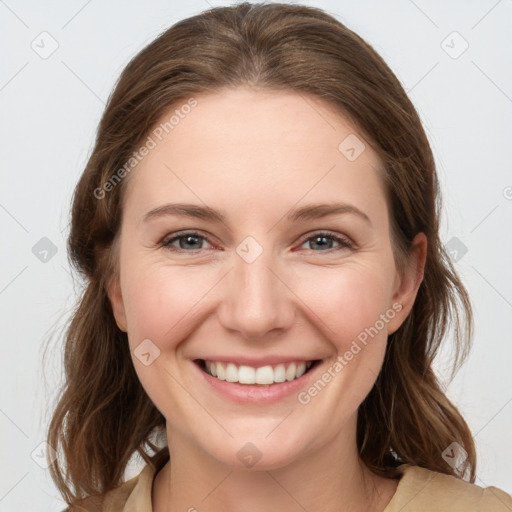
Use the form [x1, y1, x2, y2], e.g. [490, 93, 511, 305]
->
[160, 230, 354, 253]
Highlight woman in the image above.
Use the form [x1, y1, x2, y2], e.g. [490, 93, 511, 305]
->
[47, 2, 512, 511]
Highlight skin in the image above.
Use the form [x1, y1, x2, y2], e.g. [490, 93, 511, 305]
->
[108, 87, 427, 512]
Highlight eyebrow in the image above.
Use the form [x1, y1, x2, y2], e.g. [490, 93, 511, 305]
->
[142, 202, 371, 226]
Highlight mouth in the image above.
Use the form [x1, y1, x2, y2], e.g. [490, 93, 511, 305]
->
[194, 359, 321, 386]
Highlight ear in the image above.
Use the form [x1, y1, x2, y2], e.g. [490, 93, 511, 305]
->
[107, 275, 128, 332]
[386, 232, 427, 335]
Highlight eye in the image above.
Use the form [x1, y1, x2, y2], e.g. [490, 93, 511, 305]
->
[160, 230, 354, 254]
[161, 231, 212, 252]
[298, 231, 353, 252]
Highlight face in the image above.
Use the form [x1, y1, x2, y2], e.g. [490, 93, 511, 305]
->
[108, 87, 426, 470]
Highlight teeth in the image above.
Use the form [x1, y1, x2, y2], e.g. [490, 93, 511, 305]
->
[203, 360, 314, 385]
[216, 363, 226, 381]
[273, 364, 286, 383]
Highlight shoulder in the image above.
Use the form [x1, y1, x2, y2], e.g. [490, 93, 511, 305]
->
[385, 464, 512, 512]
[64, 462, 157, 512]
[63, 449, 170, 511]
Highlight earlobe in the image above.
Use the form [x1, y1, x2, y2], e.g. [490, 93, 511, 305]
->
[107, 276, 128, 332]
[386, 232, 428, 335]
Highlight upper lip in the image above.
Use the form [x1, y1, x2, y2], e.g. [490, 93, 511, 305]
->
[194, 356, 320, 367]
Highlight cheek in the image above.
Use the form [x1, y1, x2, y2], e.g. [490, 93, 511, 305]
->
[291, 263, 393, 348]
[122, 259, 394, 348]
[120, 265, 214, 412]
[290, 265, 394, 429]
[122, 263, 216, 347]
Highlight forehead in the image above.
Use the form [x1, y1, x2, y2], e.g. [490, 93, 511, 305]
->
[122, 87, 387, 226]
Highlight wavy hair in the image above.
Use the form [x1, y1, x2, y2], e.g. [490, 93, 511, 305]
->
[45, 2, 476, 507]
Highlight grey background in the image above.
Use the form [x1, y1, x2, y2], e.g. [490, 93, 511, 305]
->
[1, 0, 511, 509]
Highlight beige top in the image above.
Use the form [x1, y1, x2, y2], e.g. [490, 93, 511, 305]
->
[69, 458, 512, 511]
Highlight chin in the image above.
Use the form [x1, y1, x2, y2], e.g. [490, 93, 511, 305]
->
[203, 434, 312, 471]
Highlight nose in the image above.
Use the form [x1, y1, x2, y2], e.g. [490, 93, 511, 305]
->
[216, 246, 296, 341]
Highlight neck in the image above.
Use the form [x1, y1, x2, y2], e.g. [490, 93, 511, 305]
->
[152, 416, 398, 512]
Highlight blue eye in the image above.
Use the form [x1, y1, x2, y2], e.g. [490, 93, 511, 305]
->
[161, 231, 353, 253]
[299, 232, 353, 251]
[162, 232, 210, 251]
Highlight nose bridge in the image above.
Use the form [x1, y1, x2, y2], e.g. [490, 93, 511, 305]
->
[218, 238, 295, 339]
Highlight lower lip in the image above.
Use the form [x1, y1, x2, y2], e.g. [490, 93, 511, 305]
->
[192, 360, 321, 404]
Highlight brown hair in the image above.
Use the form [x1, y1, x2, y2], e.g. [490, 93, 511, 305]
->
[45, 1, 476, 507]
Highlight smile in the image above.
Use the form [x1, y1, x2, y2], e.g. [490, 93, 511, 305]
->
[195, 359, 318, 385]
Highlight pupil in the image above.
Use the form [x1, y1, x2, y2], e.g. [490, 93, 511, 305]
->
[313, 236, 330, 250]
[182, 235, 200, 249]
